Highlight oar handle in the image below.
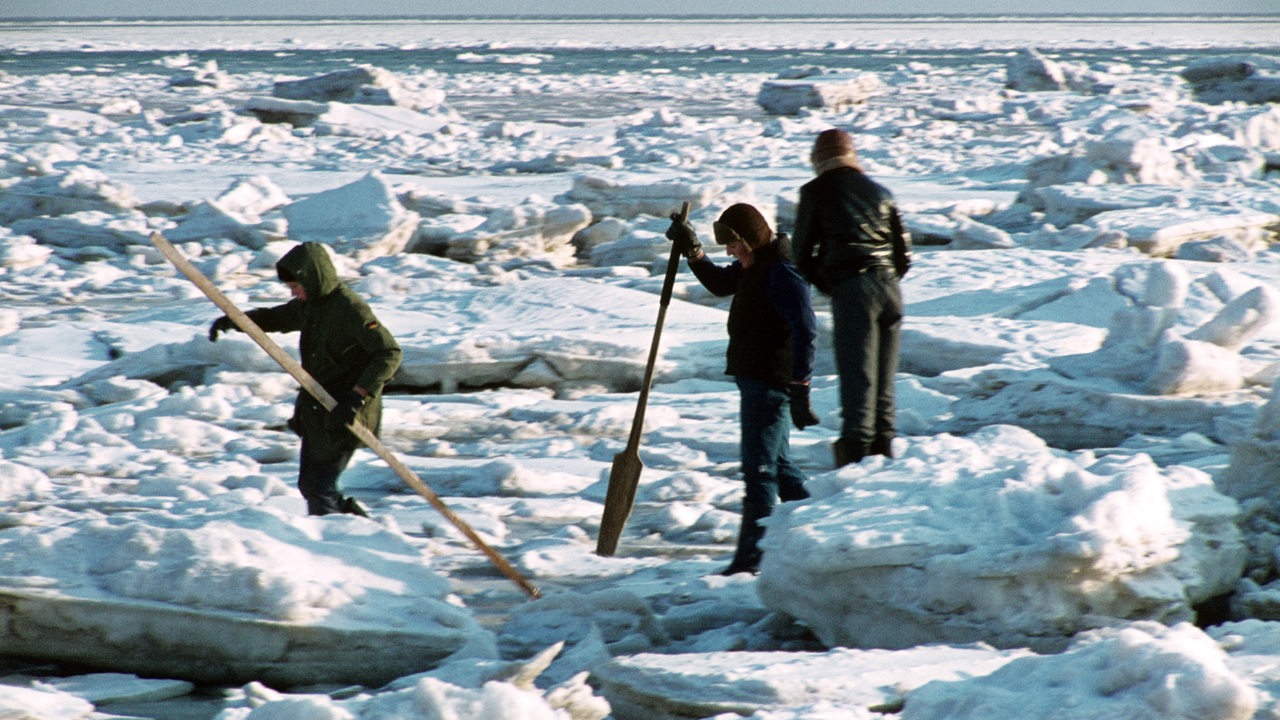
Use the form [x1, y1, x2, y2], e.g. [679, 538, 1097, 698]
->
[625, 200, 691, 451]
[658, 201, 691, 308]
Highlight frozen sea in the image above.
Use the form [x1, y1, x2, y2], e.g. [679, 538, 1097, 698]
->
[2, 13, 1280, 720]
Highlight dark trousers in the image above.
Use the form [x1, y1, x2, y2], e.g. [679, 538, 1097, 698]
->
[831, 267, 903, 455]
[730, 377, 810, 570]
[298, 437, 356, 516]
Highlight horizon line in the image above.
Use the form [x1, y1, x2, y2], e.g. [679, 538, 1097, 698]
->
[7, 12, 1280, 21]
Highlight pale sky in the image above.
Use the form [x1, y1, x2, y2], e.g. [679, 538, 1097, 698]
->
[5, 0, 1278, 18]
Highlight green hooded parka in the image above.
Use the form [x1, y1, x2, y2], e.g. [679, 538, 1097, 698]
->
[246, 242, 402, 447]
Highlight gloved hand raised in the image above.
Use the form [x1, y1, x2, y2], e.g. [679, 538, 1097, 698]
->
[665, 212, 703, 260]
[788, 382, 820, 430]
[329, 389, 367, 429]
[208, 316, 234, 342]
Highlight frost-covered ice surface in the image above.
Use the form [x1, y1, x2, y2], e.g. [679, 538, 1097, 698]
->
[759, 426, 1247, 652]
[3, 14, 1280, 720]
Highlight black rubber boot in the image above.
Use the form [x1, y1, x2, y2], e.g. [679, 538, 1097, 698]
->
[721, 500, 766, 576]
[341, 496, 370, 518]
[833, 438, 865, 468]
[869, 436, 895, 459]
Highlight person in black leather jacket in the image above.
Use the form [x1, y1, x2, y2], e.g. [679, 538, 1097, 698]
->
[792, 128, 912, 467]
[667, 203, 819, 575]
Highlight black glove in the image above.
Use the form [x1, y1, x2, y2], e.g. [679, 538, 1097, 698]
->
[788, 383, 820, 430]
[208, 316, 234, 342]
[665, 213, 703, 260]
[329, 389, 367, 429]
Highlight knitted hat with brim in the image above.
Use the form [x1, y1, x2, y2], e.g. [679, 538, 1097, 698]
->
[713, 203, 773, 249]
[811, 128, 861, 173]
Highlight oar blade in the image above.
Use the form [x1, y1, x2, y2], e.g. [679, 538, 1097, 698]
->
[596, 449, 644, 556]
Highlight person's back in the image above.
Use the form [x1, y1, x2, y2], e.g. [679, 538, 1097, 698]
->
[795, 165, 904, 292]
[792, 128, 910, 467]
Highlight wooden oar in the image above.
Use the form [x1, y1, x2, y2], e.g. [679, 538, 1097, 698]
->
[151, 232, 541, 600]
[596, 201, 691, 557]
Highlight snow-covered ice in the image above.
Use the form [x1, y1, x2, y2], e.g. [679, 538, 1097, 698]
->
[2, 13, 1280, 720]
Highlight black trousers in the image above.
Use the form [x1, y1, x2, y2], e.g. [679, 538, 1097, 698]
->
[297, 436, 356, 516]
[830, 266, 903, 455]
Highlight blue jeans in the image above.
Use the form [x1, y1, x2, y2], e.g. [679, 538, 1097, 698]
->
[831, 267, 902, 455]
[731, 377, 810, 570]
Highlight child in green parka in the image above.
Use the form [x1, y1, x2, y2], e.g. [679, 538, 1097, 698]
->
[210, 242, 402, 517]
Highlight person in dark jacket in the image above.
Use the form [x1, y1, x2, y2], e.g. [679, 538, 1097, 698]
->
[792, 128, 912, 468]
[209, 242, 402, 517]
[667, 203, 819, 576]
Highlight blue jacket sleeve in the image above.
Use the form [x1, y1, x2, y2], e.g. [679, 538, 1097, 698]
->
[766, 262, 818, 383]
[688, 255, 742, 297]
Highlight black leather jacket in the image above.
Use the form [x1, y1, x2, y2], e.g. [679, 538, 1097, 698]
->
[792, 166, 912, 294]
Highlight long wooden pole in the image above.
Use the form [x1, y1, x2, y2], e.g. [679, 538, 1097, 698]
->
[151, 233, 541, 599]
[595, 201, 691, 557]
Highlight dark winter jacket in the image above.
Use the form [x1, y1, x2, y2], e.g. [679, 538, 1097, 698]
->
[689, 240, 817, 389]
[792, 166, 912, 295]
[246, 242, 401, 446]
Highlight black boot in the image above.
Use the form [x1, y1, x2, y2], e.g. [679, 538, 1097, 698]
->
[721, 500, 766, 576]
[869, 436, 895, 459]
[341, 496, 370, 518]
[833, 438, 865, 468]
